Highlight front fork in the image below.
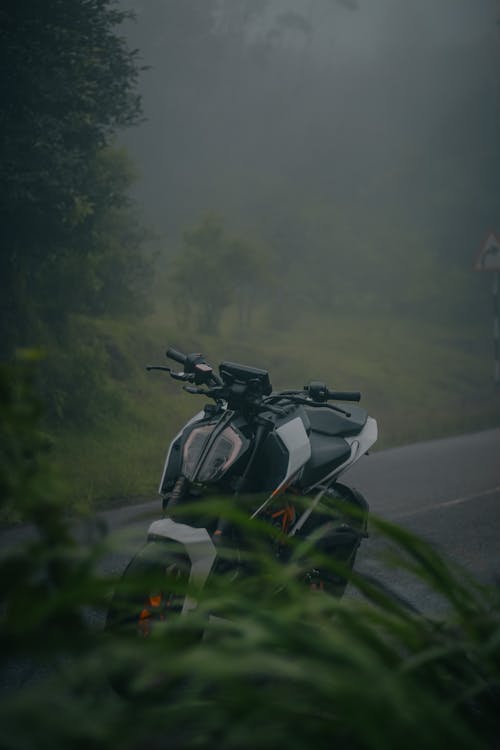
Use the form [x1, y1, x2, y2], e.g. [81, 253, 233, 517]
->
[162, 475, 188, 512]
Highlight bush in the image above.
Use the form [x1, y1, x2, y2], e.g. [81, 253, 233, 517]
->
[0, 365, 498, 749]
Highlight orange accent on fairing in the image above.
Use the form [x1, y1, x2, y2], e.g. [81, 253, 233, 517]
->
[271, 503, 296, 533]
[271, 484, 286, 498]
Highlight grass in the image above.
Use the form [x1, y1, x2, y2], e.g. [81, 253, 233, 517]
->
[2, 497, 499, 750]
[46, 303, 500, 512]
[1, 359, 499, 750]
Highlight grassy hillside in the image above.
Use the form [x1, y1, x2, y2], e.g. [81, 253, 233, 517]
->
[48, 305, 500, 513]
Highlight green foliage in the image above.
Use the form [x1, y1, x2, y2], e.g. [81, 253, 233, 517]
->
[0, 0, 148, 358]
[0, 373, 498, 749]
[0, 354, 58, 524]
[25, 147, 154, 339]
[0, 1, 155, 436]
[36, 320, 125, 427]
[171, 215, 270, 333]
[0, 357, 118, 746]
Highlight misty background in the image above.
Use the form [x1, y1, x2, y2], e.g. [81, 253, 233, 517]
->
[120, 0, 500, 323]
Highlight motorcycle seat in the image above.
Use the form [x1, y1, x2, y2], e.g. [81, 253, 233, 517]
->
[305, 406, 367, 438]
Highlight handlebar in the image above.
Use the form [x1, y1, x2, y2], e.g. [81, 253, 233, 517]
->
[166, 347, 188, 365]
[163, 349, 361, 407]
[304, 381, 361, 403]
[165, 347, 223, 388]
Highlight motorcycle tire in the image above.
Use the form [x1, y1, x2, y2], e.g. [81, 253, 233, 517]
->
[104, 540, 200, 700]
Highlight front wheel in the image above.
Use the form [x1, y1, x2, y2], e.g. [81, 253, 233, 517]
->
[105, 540, 198, 698]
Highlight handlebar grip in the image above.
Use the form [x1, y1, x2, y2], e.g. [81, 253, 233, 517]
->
[328, 391, 361, 402]
[166, 347, 188, 365]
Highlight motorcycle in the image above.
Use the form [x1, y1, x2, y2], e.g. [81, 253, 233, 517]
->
[106, 346, 377, 654]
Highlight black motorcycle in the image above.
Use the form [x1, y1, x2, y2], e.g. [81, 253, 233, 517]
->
[106, 347, 377, 646]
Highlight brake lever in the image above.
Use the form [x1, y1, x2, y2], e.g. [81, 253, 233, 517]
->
[184, 385, 225, 399]
[146, 365, 171, 373]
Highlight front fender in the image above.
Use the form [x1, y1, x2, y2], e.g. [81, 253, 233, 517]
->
[147, 518, 217, 613]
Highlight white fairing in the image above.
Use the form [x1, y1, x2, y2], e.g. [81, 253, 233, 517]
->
[147, 517, 217, 614]
[344, 416, 378, 468]
[158, 410, 205, 494]
[306, 416, 378, 491]
[275, 417, 311, 491]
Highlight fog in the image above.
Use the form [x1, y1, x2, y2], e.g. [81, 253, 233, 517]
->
[118, 0, 499, 324]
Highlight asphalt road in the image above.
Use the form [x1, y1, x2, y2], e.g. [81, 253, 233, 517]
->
[343, 427, 500, 611]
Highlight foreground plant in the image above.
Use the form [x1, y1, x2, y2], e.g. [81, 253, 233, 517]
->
[0, 360, 498, 750]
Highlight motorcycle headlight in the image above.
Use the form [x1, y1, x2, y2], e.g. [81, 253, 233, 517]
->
[197, 426, 245, 482]
[182, 424, 215, 479]
[182, 424, 247, 482]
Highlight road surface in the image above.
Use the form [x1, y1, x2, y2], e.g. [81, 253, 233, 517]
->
[343, 427, 500, 609]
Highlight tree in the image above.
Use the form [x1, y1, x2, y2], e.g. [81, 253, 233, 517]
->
[0, 0, 145, 355]
[171, 214, 269, 334]
[224, 236, 268, 329]
[171, 215, 232, 334]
